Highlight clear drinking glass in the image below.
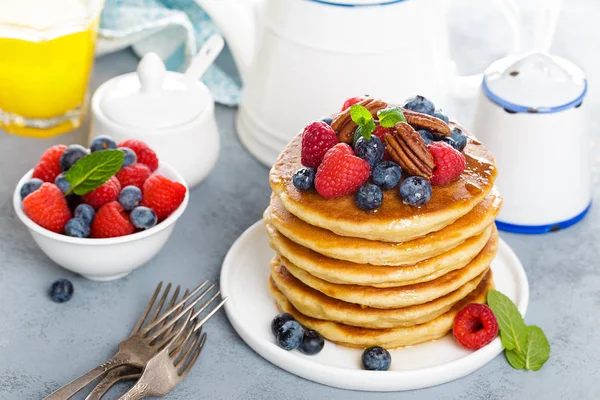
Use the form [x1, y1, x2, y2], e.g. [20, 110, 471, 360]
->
[0, 0, 103, 138]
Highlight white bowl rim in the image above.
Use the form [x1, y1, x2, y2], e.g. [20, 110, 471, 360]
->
[13, 161, 189, 246]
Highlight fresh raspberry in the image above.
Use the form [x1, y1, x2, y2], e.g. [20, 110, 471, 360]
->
[372, 125, 394, 161]
[22, 183, 71, 233]
[453, 303, 499, 350]
[32, 145, 67, 182]
[91, 201, 135, 238]
[315, 143, 370, 199]
[301, 121, 338, 169]
[141, 175, 186, 221]
[341, 96, 366, 111]
[118, 140, 159, 171]
[428, 141, 466, 186]
[82, 176, 122, 209]
[116, 163, 152, 189]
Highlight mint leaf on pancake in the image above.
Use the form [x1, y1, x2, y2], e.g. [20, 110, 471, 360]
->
[378, 107, 406, 128]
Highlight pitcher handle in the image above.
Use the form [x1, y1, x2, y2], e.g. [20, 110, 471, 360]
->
[450, 0, 522, 99]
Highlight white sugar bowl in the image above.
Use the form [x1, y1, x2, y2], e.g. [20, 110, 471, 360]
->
[91, 52, 220, 188]
[473, 52, 589, 234]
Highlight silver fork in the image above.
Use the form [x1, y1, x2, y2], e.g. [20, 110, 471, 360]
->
[85, 288, 192, 400]
[118, 294, 227, 400]
[44, 281, 214, 400]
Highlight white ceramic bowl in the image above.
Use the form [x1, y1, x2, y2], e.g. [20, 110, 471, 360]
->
[13, 162, 189, 281]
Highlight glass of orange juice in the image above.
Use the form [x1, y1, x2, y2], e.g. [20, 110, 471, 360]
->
[0, 0, 103, 138]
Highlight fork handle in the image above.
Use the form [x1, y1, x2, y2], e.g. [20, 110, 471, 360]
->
[85, 366, 141, 400]
[44, 353, 130, 400]
[118, 380, 152, 400]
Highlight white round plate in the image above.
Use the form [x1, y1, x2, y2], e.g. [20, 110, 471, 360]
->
[221, 221, 529, 392]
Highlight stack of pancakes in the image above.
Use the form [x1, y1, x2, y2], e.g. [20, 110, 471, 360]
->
[264, 124, 502, 349]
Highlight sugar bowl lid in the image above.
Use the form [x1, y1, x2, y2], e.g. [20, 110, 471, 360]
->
[99, 53, 207, 130]
[483, 52, 587, 113]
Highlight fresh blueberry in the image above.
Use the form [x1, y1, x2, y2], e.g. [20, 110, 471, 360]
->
[433, 110, 449, 124]
[130, 206, 158, 230]
[118, 186, 142, 211]
[403, 95, 435, 115]
[90, 135, 117, 152]
[118, 147, 137, 167]
[321, 116, 333, 126]
[355, 136, 384, 167]
[299, 329, 325, 355]
[362, 346, 391, 371]
[54, 172, 71, 193]
[355, 183, 383, 211]
[292, 167, 316, 191]
[445, 127, 467, 152]
[60, 144, 88, 171]
[417, 129, 435, 145]
[20, 178, 43, 200]
[74, 204, 95, 226]
[275, 320, 304, 351]
[64, 218, 90, 238]
[49, 279, 74, 303]
[371, 161, 402, 190]
[271, 313, 295, 336]
[400, 176, 432, 206]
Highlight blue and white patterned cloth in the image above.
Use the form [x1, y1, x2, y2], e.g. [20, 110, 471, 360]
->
[97, 0, 240, 106]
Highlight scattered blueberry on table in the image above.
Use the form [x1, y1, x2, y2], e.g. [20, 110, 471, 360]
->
[49, 279, 74, 303]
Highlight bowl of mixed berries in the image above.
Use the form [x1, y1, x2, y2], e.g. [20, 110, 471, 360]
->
[13, 136, 189, 281]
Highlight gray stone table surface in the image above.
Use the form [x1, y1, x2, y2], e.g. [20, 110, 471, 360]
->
[1, 0, 600, 398]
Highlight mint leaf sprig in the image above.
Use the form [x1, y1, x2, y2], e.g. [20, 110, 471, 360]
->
[487, 289, 550, 371]
[350, 104, 376, 140]
[377, 107, 406, 128]
[65, 149, 124, 195]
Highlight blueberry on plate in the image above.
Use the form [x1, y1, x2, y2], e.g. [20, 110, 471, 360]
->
[275, 320, 304, 350]
[321, 116, 333, 126]
[371, 161, 402, 190]
[362, 346, 391, 371]
[90, 135, 117, 152]
[74, 204, 95, 226]
[418, 129, 434, 145]
[433, 110, 449, 124]
[403, 95, 435, 116]
[292, 167, 316, 191]
[54, 172, 71, 194]
[60, 144, 88, 171]
[118, 147, 137, 167]
[49, 279, 74, 303]
[118, 185, 143, 211]
[130, 206, 158, 230]
[400, 176, 432, 206]
[271, 313, 295, 336]
[355, 183, 383, 211]
[64, 218, 90, 238]
[299, 329, 325, 355]
[444, 127, 467, 152]
[355, 136, 384, 167]
[20, 178, 43, 200]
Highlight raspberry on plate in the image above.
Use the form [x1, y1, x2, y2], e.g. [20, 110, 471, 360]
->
[315, 143, 370, 199]
[428, 141, 466, 186]
[141, 175, 186, 221]
[341, 96, 366, 111]
[453, 303, 499, 350]
[22, 183, 71, 233]
[116, 163, 152, 189]
[118, 139, 159, 171]
[82, 176, 122, 209]
[300, 121, 338, 169]
[91, 201, 135, 238]
[32, 145, 67, 182]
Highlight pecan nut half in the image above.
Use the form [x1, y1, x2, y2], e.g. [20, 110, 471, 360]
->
[331, 98, 388, 143]
[403, 109, 451, 137]
[385, 122, 435, 179]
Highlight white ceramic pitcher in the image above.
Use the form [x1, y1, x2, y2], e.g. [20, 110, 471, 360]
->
[196, 0, 521, 165]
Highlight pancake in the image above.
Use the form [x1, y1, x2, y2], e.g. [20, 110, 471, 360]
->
[269, 126, 497, 243]
[278, 230, 497, 308]
[265, 191, 502, 266]
[269, 270, 493, 349]
[270, 259, 489, 329]
[266, 222, 494, 287]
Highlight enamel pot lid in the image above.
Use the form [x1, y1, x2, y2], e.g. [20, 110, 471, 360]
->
[482, 52, 587, 113]
[98, 53, 208, 130]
